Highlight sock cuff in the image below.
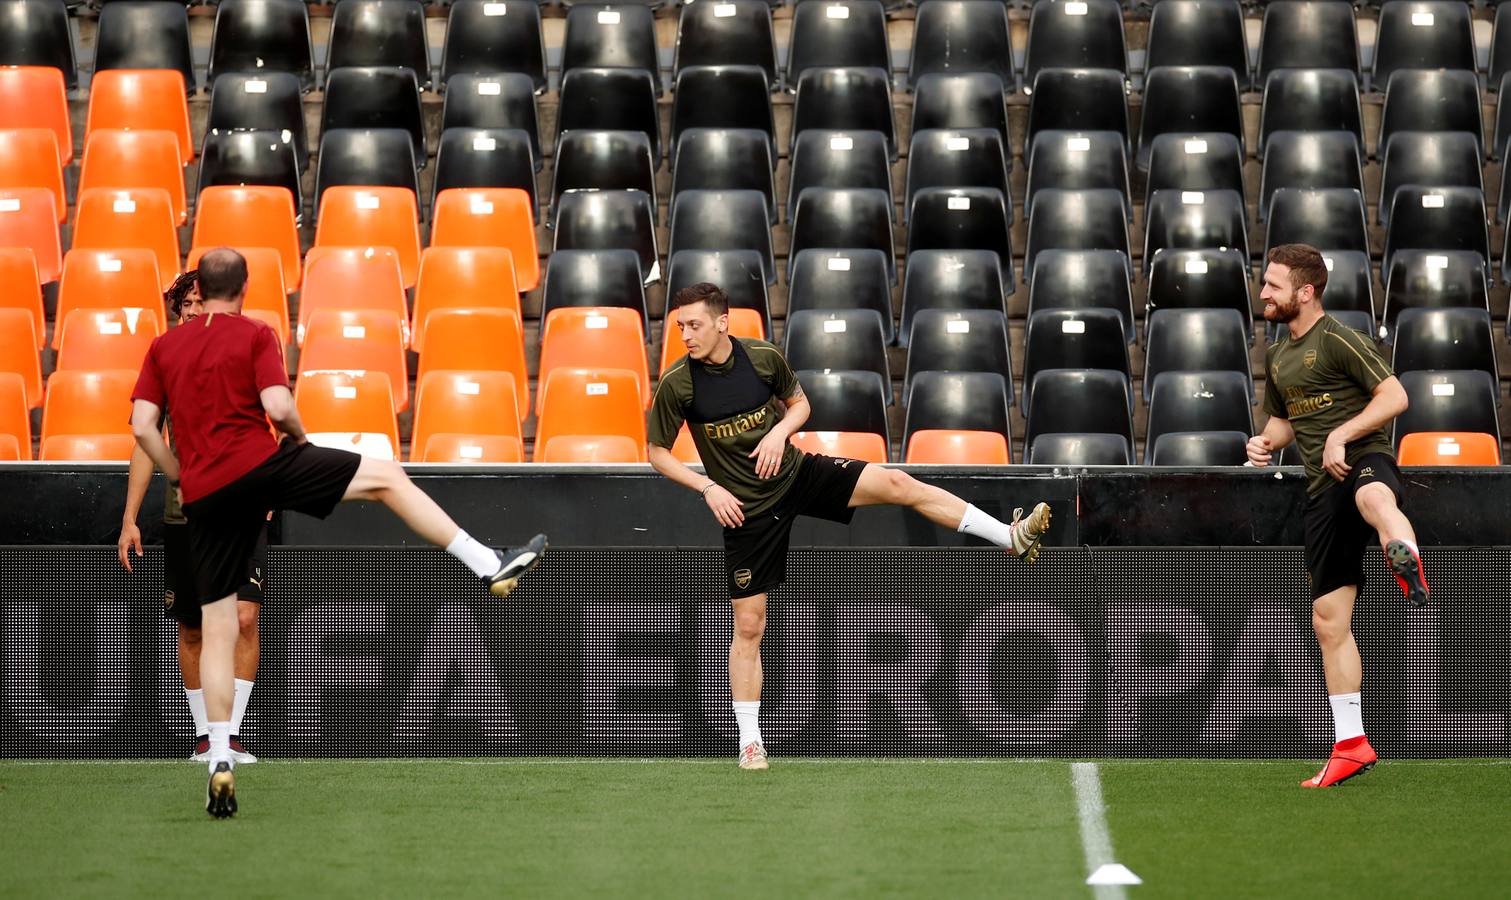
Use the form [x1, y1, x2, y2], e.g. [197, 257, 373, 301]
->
[957, 503, 982, 535]
[732, 701, 760, 711]
[185, 687, 203, 696]
[235, 678, 254, 688]
[1329, 691, 1361, 702]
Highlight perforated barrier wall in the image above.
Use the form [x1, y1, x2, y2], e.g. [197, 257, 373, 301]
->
[2, 546, 1506, 758]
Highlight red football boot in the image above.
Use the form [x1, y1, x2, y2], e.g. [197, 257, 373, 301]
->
[1301, 735, 1377, 788]
[1386, 540, 1429, 608]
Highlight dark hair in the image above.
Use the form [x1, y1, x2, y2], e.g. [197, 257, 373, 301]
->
[196, 248, 249, 301]
[670, 282, 729, 318]
[164, 269, 198, 318]
[1266, 243, 1328, 299]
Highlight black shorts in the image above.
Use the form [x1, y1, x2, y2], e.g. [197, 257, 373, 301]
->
[723, 454, 868, 600]
[183, 439, 361, 607]
[1304, 451, 1403, 600]
[163, 522, 266, 627]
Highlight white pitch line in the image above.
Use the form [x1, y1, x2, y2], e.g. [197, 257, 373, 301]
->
[1072, 761, 1136, 898]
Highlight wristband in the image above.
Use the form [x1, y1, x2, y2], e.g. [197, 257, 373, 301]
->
[701, 483, 717, 498]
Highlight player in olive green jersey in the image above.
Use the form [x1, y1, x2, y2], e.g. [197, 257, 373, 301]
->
[648, 283, 1053, 770]
[1247, 244, 1430, 789]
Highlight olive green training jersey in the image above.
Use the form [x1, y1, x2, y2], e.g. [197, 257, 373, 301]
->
[1263, 315, 1395, 496]
[648, 338, 804, 517]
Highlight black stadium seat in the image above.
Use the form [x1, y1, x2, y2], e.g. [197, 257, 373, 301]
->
[327, 0, 431, 90]
[1146, 248, 1253, 341]
[541, 249, 649, 335]
[905, 129, 1011, 225]
[674, 0, 777, 89]
[1027, 432, 1132, 466]
[0, 0, 76, 90]
[1026, 68, 1130, 157]
[1024, 368, 1134, 453]
[1259, 68, 1364, 157]
[785, 308, 891, 388]
[435, 128, 538, 220]
[441, 74, 541, 169]
[206, 72, 309, 173]
[1146, 0, 1251, 90]
[1257, 1, 1359, 87]
[1023, 0, 1128, 90]
[1393, 370, 1501, 448]
[1023, 188, 1131, 281]
[1143, 308, 1252, 403]
[670, 66, 776, 164]
[1025, 249, 1134, 342]
[785, 0, 890, 88]
[1494, 3, 1511, 96]
[790, 67, 897, 160]
[1378, 132, 1482, 228]
[314, 128, 419, 216]
[799, 368, 890, 440]
[904, 371, 1013, 459]
[908, 0, 1014, 89]
[668, 189, 774, 284]
[1136, 66, 1243, 172]
[1378, 70, 1482, 160]
[1371, 0, 1475, 91]
[906, 187, 1013, 276]
[1391, 308, 1497, 381]
[197, 130, 303, 210]
[1144, 370, 1253, 465]
[557, 68, 662, 163]
[899, 249, 1009, 348]
[1383, 186, 1490, 275]
[1142, 189, 1248, 276]
[672, 129, 776, 224]
[551, 129, 656, 225]
[1144, 133, 1245, 207]
[1150, 430, 1249, 467]
[95, 1, 196, 93]
[1383, 250, 1490, 341]
[1265, 188, 1369, 258]
[553, 189, 660, 285]
[903, 308, 1012, 403]
[665, 249, 771, 338]
[562, 4, 663, 93]
[1258, 131, 1363, 223]
[787, 249, 895, 343]
[1025, 131, 1131, 221]
[789, 187, 895, 282]
[912, 72, 1009, 147]
[1021, 308, 1130, 409]
[321, 67, 426, 170]
[440, 0, 548, 96]
[786, 130, 893, 223]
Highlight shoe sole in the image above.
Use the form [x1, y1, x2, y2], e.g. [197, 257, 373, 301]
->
[1315, 759, 1376, 788]
[1386, 540, 1429, 608]
[1017, 503, 1052, 563]
[738, 762, 769, 770]
[207, 769, 237, 818]
[490, 535, 549, 598]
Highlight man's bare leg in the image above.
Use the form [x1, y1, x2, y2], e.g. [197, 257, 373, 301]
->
[1302, 583, 1376, 787]
[845, 465, 1051, 559]
[1356, 482, 1429, 607]
[730, 592, 768, 770]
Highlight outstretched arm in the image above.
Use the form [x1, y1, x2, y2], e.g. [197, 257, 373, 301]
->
[118, 443, 154, 571]
[649, 443, 745, 529]
[130, 400, 179, 483]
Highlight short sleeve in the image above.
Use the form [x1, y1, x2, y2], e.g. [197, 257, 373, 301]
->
[130, 339, 166, 407]
[252, 323, 290, 391]
[647, 366, 688, 449]
[763, 346, 800, 399]
[1326, 324, 1392, 394]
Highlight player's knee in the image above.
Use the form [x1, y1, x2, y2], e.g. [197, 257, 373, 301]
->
[1311, 601, 1347, 644]
[179, 625, 202, 647]
[236, 604, 259, 637]
[1356, 484, 1394, 519]
[733, 607, 766, 643]
[883, 468, 920, 503]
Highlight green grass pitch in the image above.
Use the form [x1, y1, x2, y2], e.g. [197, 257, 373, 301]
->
[2, 759, 1509, 898]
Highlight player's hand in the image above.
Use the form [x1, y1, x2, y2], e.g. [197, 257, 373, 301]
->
[1246, 435, 1273, 467]
[1323, 433, 1350, 481]
[749, 432, 787, 479]
[174, 487, 184, 509]
[118, 522, 143, 572]
[705, 484, 745, 528]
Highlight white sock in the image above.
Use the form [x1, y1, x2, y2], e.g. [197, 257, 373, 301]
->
[733, 701, 762, 748]
[231, 679, 254, 735]
[957, 504, 1017, 550]
[447, 530, 502, 578]
[208, 721, 232, 768]
[1329, 692, 1365, 743]
[185, 687, 208, 737]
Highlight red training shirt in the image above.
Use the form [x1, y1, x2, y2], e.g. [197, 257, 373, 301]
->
[131, 312, 287, 504]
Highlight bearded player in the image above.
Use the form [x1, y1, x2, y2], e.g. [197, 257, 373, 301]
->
[648, 283, 1053, 770]
[1247, 244, 1429, 788]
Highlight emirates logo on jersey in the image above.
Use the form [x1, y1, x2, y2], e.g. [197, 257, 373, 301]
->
[703, 406, 769, 441]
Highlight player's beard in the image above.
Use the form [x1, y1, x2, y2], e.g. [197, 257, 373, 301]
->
[1264, 295, 1300, 323]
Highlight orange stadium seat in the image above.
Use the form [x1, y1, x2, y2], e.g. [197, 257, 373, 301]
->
[0, 248, 45, 349]
[293, 369, 400, 461]
[72, 188, 180, 290]
[410, 246, 520, 352]
[533, 367, 647, 463]
[0, 128, 65, 223]
[40, 433, 137, 461]
[297, 309, 409, 411]
[0, 67, 72, 165]
[659, 306, 765, 375]
[791, 430, 890, 463]
[539, 307, 650, 408]
[78, 129, 187, 225]
[0, 371, 33, 459]
[0, 308, 42, 408]
[904, 429, 1012, 464]
[298, 246, 409, 346]
[430, 188, 540, 291]
[56, 249, 164, 347]
[192, 185, 301, 290]
[416, 308, 528, 421]
[0, 189, 61, 283]
[410, 370, 523, 462]
[670, 423, 700, 463]
[0, 433, 19, 460]
[539, 434, 643, 463]
[55, 307, 161, 372]
[40, 369, 137, 445]
[85, 69, 194, 163]
[416, 432, 524, 463]
[314, 186, 422, 288]
[1397, 432, 1501, 466]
